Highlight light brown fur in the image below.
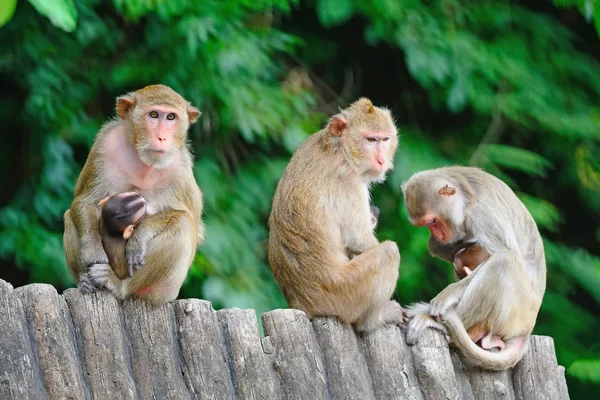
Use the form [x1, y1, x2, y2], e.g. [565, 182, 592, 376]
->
[63, 84, 204, 305]
[402, 166, 546, 370]
[268, 98, 405, 332]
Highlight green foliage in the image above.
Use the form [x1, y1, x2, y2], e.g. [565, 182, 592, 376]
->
[0, 0, 17, 27]
[1, 0, 599, 396]
[28, 0, 78, 32]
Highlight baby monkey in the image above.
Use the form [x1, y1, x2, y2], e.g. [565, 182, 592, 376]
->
[452, 242, 490, 280]
[98, 192, 147, 279]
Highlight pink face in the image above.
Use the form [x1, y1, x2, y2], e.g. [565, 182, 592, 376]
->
[143, 105, 183, 153]
[361, 131, 394, 177]
[416, 213, 452, 243]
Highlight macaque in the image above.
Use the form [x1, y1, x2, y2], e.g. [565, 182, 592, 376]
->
[402, 166, 546, 370]
[98, 192, 147, 279]
[370, 205, 381, 230]
[268, 98, 405, 332]
[452, 242, 489, 280]
[63, 84, 204, 304]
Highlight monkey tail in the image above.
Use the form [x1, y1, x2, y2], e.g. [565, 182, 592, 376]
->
[444, 311, 529, 371]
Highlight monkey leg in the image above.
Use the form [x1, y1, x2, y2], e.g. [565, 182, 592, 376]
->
[124, 213, 196, 304]
[455, 250, 539, 340]
[325, 240, 401, 332]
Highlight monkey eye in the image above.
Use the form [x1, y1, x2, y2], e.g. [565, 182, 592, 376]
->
[149, 111, 159, 118]
[382, 136, 391, 141]
[426, 218, 437, 226]
[167, 113, 176, 120]
[366, 137, 378, 143]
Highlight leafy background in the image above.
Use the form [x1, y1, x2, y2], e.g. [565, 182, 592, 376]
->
[0, 0, 598, 398]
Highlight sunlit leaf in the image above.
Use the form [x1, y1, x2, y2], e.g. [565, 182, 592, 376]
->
[0, 0, 17, 27]
[28, 0, 77, 32]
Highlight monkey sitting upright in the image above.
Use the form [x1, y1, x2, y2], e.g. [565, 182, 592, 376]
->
[63, 84, 204, 305]
[98, 192, 147, 280]
[402, 166, 546, 370]
[269, 98, 406, 332]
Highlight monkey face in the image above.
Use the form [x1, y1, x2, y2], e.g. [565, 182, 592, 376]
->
[361, 131, 395, 181]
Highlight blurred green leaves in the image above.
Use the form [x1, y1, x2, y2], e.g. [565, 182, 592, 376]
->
[29, 0, 78, 32]
[0, 0, 17, 27]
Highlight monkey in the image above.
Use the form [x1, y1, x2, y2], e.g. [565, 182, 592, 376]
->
[63, 84, 204, 305]
[401, 166, 546, 370]
[98, 192, 147, 280]
[452, 242, 489, 280]
[268, 97, 406, 332]
[370, 204, 381, 230]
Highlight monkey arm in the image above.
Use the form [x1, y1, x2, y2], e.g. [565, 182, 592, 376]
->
[69, 197, 108, 267]
[125, 209, 193, 276]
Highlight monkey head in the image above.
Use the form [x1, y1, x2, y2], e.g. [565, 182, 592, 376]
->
[401, 170, 469, 244]
[99, 192, 147, 239]
[116, 84, 200, 169]
[328, 98, 398, 182]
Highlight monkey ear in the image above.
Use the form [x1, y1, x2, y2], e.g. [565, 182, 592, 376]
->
[97, 196, 110, 207]
[123, 225, 135, 239]
[187, 105, 201, 124]
[438, 184, 457, 196]
[329, 116, 348, 137]
[116, 94, 135, 120]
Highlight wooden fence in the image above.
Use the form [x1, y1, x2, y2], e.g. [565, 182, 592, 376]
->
[0, 278, 569, 399]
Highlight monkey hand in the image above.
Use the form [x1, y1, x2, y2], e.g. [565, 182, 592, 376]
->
[87, 263, 112, 289]
[406, 314, 448, 345]
[126, 235, 148, 277]
[78, 272, 98, 293]
[429, 281, 465, 322]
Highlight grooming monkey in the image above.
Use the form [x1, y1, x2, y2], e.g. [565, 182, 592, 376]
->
[63, 84, 204, 304]
[452, 242, 489, 280]
[98, 192, 147, 280]
[268, 98, 405, 332]
[402, 166, 546, 370]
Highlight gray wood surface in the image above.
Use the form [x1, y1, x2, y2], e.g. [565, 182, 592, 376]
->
[0, 279, 571, 400]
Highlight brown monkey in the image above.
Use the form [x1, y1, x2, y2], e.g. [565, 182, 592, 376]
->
[452, 242, 489, 280]
[63, 84, 204, 304]
[268, 98, 405, 332]
[402, 166, 546, 370]
[98, 192, 147, 279]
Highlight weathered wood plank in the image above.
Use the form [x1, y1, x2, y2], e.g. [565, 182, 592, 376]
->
[262, 309, 329, 400]
[15, 284, 90, 400]
[63, 288, 137, 400]
[121, 299, 191, 399]
[0, 279, 47, 399]
[464, 365, 515, 400]
[448, 352, 475, 400]
[312, 316, 375, 400]
[410, 328, 461, 400]
[173, 299, 235, 400]
[512, 336, 570, 400]
[218, 308, 278, 399]
[360, 325, 424, 400]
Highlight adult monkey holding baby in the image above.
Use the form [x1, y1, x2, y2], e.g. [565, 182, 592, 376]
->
[63, 84, 204, 305]
[268, 98, 406, 332]
[402, 166, 546, 370]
